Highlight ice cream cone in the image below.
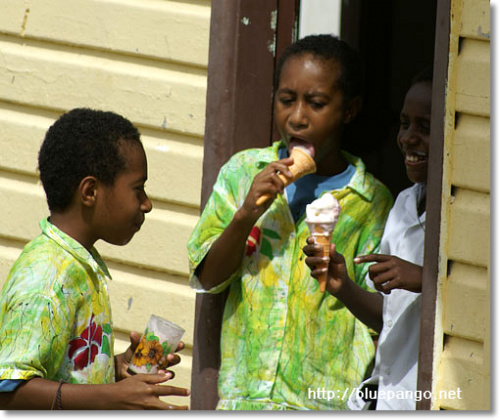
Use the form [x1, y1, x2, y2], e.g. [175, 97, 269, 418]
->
[256, 147, 316, 206]
[307, 222, 335, 293]
[287, 147, 317, 181]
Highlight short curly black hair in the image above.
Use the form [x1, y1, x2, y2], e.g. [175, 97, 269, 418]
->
[38, 108, 142, 212]
[275, 34, 364, 103]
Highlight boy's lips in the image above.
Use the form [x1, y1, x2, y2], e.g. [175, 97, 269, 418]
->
[288, 137, 315, 158]
[404, 151, 428, 166]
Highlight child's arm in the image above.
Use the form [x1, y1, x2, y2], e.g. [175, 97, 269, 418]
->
[197, 158, 293, 290]
[303, 238, 383, 333]
[353, 254, 422, 294]
[0, 374, 189, 409]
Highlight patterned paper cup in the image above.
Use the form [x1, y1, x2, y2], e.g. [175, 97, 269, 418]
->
[128, 315, 185, 374]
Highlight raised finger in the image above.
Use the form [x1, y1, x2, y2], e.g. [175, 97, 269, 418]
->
[354, 253, 392, 264]
[156, 385, 191, 398]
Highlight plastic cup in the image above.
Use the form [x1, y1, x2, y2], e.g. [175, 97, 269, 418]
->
[128, 315, 185, 374]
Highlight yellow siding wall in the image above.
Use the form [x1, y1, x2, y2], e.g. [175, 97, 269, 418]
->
[432, 0, 490, 410]
[0, 0, 210, 407]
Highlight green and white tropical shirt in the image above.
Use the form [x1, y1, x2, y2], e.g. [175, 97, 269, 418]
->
[0, 218, 115, 386]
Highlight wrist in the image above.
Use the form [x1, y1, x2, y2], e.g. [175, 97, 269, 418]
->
[331, 276, 351, 299]
[233, 207, 258, 231]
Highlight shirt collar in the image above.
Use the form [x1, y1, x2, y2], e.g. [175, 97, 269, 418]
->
[40, 218, 112, 280]
[257, 141, 376, 202]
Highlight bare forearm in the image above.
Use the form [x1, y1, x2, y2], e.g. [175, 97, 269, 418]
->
[0, 378, 110, 410]
[334, 280, 383, 333]
[198, 209, 256, 290]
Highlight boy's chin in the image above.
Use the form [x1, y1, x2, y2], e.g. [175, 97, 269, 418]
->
[406, 171, 427, 184]
[107, 236, 135, 247]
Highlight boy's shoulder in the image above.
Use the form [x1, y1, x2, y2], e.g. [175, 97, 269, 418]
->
[3, 229, 92, 300]
[343, 152, 393, 205]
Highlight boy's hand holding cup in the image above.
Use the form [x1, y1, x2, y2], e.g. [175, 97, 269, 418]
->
[128, 315, 185, 375]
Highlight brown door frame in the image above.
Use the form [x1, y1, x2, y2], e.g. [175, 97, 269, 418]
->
[190, 0, 299, 409]
[416, 0, 450, 410]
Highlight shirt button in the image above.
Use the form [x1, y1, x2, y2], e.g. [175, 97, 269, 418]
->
[386, 320, 393, 328]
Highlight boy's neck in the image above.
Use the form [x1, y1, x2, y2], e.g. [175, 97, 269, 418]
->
[49, 212, 96, 251]
[315, 149, 348, 176]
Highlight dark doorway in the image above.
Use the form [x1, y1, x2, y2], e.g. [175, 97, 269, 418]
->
[341, 0, 437, 198]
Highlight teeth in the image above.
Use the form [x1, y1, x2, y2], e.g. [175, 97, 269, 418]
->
[406, 154, 427, 163]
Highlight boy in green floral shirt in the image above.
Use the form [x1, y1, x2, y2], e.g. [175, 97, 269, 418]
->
[0, 108, 189, 409]
[187, 35, 393, 410]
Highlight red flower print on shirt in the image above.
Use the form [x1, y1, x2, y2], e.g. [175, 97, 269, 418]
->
[246, 226, 261, 256]
[245, 226, 281, 260]
[68, 314, 103, 371]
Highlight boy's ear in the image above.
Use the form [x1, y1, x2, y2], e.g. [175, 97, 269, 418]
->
[79, 176, 99, 207]
[343, 96, 362, 124]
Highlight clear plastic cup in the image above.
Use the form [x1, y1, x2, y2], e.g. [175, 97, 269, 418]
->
[128, 315, 185, 374]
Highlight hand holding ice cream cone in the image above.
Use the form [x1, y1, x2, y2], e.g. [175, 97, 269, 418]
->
[305, 194, 341, 292]
[256, 146, 316, 206]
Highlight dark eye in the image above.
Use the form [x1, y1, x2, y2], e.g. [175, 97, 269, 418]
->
[279, 96, 293, 106]
[399, 118, 409, 129]
[311, 102, 326, 110]
[419, 121, 431, 135]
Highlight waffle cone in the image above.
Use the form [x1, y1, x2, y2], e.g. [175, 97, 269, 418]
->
[313, 232, 332, 293]
[287, 147, 317, 182]
[256, 147, 316, 206]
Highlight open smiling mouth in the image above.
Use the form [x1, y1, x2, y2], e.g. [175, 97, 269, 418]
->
[405, 151, 428, 165]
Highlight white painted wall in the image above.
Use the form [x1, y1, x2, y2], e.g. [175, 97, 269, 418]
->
[299, 0, 341, 38]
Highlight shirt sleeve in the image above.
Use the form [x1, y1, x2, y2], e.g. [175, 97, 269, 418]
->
[187, 157, 246, 294]
[0, 379, 25, 392]
[0, 290, 70, 382]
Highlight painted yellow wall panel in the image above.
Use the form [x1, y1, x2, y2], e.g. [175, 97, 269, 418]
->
[142, 134, 203, 207]
[98, 207, 199, 275]
[448, 188, 489, 267]
[0, 241, 25, 290]
[460, 0, 490, 40]
[0, 106, 53, 175]
[0, 0, 210, 67]
[0, 177, 47, 241]
[442, 262, 487, 342]
[436, 336, 488, 410]
[0, 38, 207, 135]
[455, 38, 490, 117]
[451, 114, 490, 193]
[0, 108, 203, 207]
[107, 264, 194, 346]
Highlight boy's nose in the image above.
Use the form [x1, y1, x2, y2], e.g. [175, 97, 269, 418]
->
[288, 102, 307, 129]
[400, 129, 420, 145]
[141, 195, 153, 213]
